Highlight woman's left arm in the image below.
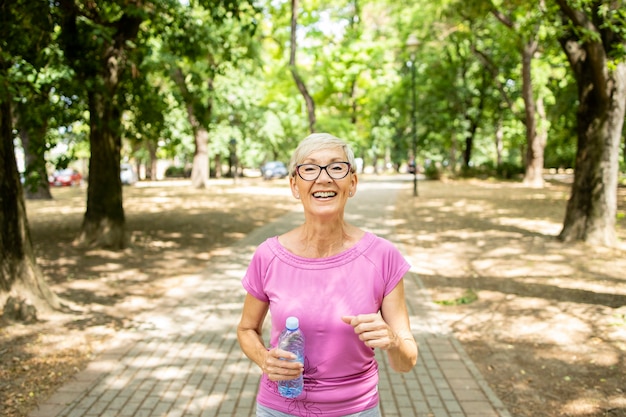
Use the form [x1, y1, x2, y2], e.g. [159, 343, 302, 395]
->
[380, 278, 418, 372]
[342, 277, 418, 372]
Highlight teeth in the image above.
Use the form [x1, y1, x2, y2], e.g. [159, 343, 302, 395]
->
[313, 191, 336, 198]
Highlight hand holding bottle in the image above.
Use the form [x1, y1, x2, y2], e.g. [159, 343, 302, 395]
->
[262, 347, 304, 381]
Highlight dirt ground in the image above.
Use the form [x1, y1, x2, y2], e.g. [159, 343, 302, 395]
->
[1, 176, 625, 417]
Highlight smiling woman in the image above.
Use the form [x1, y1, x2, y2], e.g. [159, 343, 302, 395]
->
[237, 133, 418, 417]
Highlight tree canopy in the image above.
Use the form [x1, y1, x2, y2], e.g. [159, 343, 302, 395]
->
[1, 0, 625, 311]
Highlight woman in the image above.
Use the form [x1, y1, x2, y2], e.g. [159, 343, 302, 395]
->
[237, 133, 418, 417]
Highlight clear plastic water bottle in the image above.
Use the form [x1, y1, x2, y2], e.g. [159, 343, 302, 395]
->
[277, 316, 305, 398]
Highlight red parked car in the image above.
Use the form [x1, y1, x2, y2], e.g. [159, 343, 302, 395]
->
[49, 169, 82, 187]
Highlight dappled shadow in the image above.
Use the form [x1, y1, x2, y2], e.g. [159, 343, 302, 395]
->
[37, 200, 279, 416]
[464, 338, 626, 417]
[421, 273, 626, 309]
[64, 312, 126, 331]
[392, 178, 626, 417]
[26, 179, 297, 313]
[3, 179, 296, 417]
[12, 175, 626, 417]
[56, 288, 122, 306]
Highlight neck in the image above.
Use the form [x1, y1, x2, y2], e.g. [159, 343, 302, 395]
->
[297, 218, 352, 258]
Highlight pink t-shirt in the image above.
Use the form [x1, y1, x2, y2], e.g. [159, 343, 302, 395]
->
[242, 232, 410, 417]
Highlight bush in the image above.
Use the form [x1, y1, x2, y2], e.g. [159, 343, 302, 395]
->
[164, 166, 191, 178]
[458, 161, 524, 180]
[424, 162, 442, 180]
[496, 162, 524, 179]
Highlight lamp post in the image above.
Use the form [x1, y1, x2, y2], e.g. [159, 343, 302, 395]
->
[406, 34, 419, 197]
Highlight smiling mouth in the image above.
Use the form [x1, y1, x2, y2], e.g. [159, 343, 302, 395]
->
[313, 191, 337, 198]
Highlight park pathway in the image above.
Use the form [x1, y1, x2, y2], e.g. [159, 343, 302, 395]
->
[30, 176, 512, 417]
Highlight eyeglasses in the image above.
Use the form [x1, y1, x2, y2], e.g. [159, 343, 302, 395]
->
[296, 162, 352, 181]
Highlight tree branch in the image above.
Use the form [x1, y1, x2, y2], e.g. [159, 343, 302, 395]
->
[555, 0, 609, 102]
[470, 46, 515, 111]
[491, 9, 513, 29]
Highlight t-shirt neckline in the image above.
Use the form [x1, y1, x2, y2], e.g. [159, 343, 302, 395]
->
[268, 232, 375, 268]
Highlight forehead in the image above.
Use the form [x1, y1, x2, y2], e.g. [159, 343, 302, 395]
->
[301, 147, 346, 163]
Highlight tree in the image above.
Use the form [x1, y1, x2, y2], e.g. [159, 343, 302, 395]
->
[55, 0, 146, 248]
[157, 0, 260, 188]
[555, 0, 626, 247]
[1, 0, 62, 313]
[289, 0, 317, 133]
[489, 0, 550, 188]
[123, 70, 172, 181]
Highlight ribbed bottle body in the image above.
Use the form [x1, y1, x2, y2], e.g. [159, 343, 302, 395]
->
[277, 317, 305, 398]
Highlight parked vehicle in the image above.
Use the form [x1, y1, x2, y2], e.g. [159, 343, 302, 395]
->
[49, 169, 82, 187]
[120, 163, 137, 185]
[260, 161, 288, 180]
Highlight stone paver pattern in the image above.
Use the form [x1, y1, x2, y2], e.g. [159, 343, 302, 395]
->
[30, 177, 511, 417]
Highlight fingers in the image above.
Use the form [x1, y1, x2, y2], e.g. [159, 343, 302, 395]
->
[342, 313, 396, 350]
[342, 313, 381, 330]
[341, 315, 356, 324]
[263, 348, 304, 382]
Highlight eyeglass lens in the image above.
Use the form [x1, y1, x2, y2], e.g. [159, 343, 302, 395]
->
[297, 162, 350, 180]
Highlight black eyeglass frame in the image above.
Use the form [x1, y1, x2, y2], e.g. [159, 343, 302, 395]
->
[295, 162, 352, 181]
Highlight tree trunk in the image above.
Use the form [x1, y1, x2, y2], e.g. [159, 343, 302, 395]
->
[521, 40, 546, 188]
[57, 2, 143, 249]
[558, 40, 625, 247]
[147, 140, 157, 180]
[213, 154, 222, 178]
[462, 71, 486, 169]
[16, 100, 53, 200]
[171, 67, 211, 188]
[495, 118, 503, 167]
[18, 129, 53, 200]
[191, 127, 210, 188]
[462, 102, 481, 169]
[290, 0, 316, 133]
[76, 89, 126, 249]
[0, 94, 61, 313]
[449, 133, 457, 173]
[489, 9, 548, 187]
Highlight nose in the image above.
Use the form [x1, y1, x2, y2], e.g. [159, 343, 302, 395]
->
[315, 166, 333, 182]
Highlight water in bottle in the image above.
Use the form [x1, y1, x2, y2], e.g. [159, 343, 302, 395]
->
[277, 316, 305, 398]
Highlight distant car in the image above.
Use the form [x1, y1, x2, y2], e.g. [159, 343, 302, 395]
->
[120, 163, 137, 185]
[49, 168, 82, 187]
[261, 161, 288, 180]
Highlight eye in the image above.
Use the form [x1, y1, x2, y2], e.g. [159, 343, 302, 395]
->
[329, 163, 345, 171]
[301, 165, 318, 173]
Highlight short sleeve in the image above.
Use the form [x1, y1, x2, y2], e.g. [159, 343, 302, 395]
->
[383, 246, 410, 296]
[241, 240, 274, 302]
[364, 236, 410, 297]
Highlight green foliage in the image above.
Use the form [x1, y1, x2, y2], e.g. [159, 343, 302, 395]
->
[3, 0, 623, 189]
[423, 162, 442, 180]
[164, 165, 191, 178]
[434, 289, 478, 306]
[457, 160, 524, 180]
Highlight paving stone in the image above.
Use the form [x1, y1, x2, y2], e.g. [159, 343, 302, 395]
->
[29, 180, 511, 417]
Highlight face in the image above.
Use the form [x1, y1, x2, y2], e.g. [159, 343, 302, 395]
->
[290, 147, 357, 217]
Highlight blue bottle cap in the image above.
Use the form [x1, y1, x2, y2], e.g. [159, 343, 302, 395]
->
[286, 316, 299, 330]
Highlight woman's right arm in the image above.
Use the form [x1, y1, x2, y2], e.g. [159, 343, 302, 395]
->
[237, 293, 271, 370]
[237, 293, 303, 380]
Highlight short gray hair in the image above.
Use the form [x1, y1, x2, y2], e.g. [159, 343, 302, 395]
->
[289, 133, 357, 177]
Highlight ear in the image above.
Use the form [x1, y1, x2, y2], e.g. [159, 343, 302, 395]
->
[349, 172, 358, 197]
[289, 176, 300, 199]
